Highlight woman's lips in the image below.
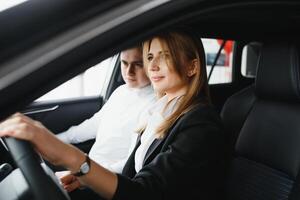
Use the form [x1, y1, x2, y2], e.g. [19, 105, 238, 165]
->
[151, 76, 164, 82]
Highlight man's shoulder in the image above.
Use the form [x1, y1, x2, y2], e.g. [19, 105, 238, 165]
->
[109, 84, 155, 105]
[109, 84, 128, 97]
[114, 84, 128, 93]
[140, 85, 156, 100]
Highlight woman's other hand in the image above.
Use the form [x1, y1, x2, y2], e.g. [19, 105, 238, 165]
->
[56, 171, 81, 192]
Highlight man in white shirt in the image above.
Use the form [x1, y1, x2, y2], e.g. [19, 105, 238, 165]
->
[56, 46, 155, 174]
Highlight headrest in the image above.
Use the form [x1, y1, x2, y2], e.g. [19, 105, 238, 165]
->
[255, 43, 300, 102]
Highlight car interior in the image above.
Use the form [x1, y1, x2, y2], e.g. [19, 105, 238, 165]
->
[0, 1, 300, 200]
[223, 42, 300, 199]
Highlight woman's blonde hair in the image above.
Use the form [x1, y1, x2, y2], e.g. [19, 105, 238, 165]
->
[139, 29, 210, 138]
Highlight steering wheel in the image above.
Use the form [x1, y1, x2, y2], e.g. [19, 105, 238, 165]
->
[4, 137, 70, 200]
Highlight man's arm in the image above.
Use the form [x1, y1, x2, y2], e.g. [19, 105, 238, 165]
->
[56, 111, 102, 144]
[56, 85, 126, 144]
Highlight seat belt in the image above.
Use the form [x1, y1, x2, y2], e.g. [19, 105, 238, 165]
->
[208, 40, 227, 81]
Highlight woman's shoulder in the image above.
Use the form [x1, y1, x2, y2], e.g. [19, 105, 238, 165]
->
[163, 103, 224, 155]
[186, 103, 219, 118]
[179, 103, 222, 127]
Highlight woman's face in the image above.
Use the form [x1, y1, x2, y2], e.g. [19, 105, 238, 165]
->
[146, 38, 187, 98]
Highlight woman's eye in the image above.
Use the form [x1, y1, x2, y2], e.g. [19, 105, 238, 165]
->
[164, 52, 169, 57]
[160, 53, 169, 60]
[147, 55, 153, 61]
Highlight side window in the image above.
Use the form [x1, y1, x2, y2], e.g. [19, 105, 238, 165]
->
[202, 38, 234, 84]
[35, 57, 115, 102]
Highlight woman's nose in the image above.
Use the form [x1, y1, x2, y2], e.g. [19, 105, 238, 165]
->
[149, 58, 159, 71]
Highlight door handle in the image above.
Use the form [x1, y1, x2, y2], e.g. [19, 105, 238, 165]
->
[22, 105, 59, 115]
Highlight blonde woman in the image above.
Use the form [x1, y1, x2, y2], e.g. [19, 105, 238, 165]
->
[0, 29, 225, 200]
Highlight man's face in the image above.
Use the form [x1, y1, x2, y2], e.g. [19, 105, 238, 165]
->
[120, 48, 150, 88]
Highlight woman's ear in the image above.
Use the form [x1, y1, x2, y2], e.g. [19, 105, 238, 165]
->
[187, 59, 198, 77]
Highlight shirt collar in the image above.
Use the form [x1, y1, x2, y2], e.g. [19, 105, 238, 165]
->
[126, 84, 153, 97]
[149, 95, 183, 118]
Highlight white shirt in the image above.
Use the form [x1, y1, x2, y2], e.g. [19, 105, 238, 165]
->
[57, 84, 156, 173]
[134, 95, 180, 173]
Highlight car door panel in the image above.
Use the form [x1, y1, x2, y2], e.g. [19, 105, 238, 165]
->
[24, 96, 103, 153]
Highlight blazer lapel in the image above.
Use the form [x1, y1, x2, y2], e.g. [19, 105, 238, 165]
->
[123, 109, 190, 175]
[142, 113, 187, 166]
[142, 137, 165, 166]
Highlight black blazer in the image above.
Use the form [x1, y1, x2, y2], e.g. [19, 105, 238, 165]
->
[112, 104, 225, 200]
